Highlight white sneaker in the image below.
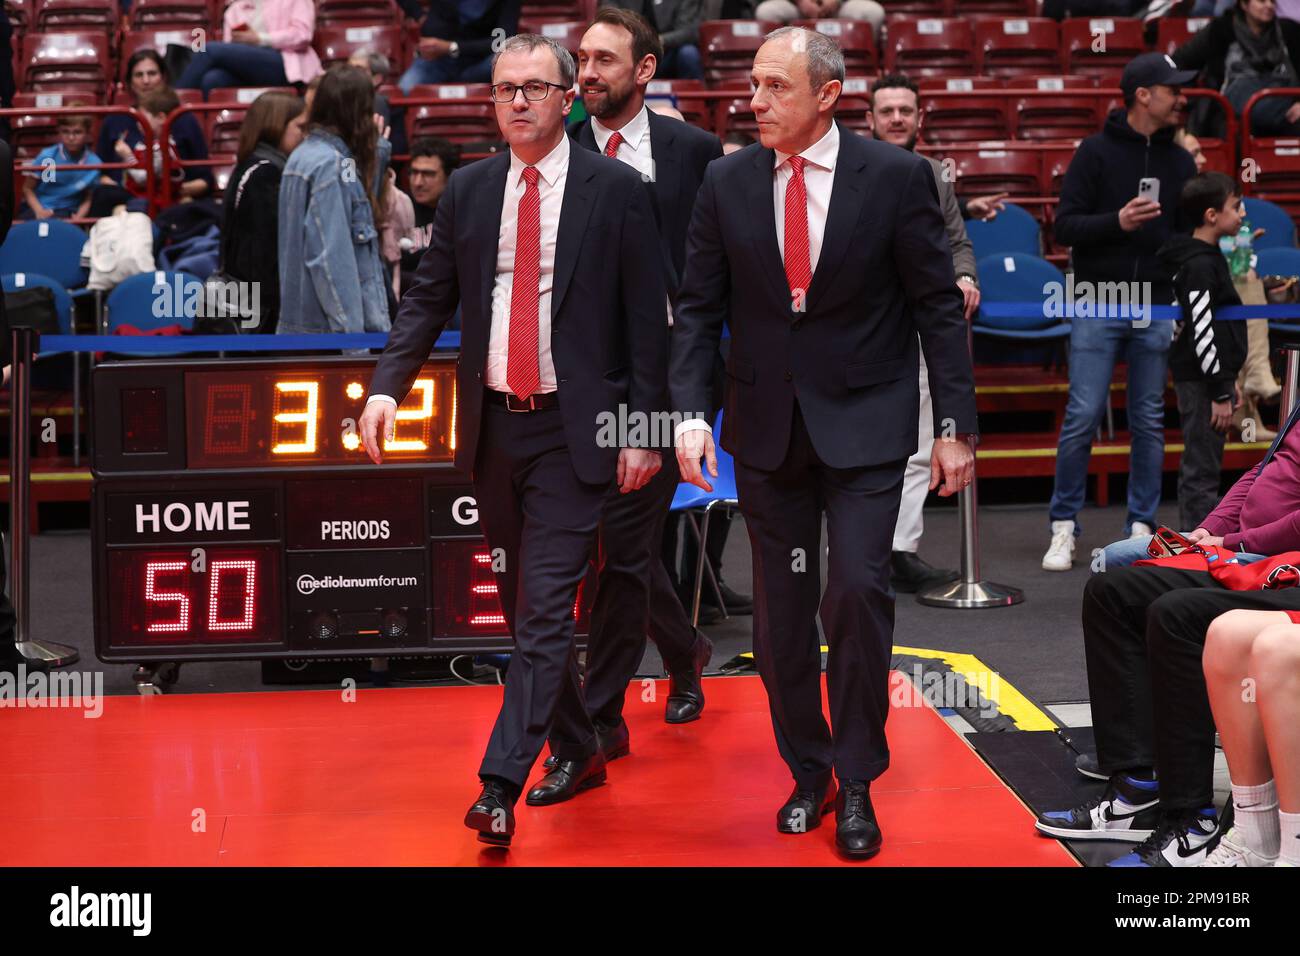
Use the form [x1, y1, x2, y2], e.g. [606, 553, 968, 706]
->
[1202, 828, 1277, 867]
[1042, 520, 1076, 571]
[1129, 521, 1154, 540]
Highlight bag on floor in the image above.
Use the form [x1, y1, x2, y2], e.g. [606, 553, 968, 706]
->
[81, 209, 156, 291]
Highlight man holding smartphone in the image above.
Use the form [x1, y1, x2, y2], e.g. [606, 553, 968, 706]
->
[1041, 53, 1199, 572]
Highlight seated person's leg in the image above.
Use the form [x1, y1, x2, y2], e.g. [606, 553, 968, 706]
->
[839, 0, 886, 34]
[753, 0, 799, 23]
[399, 56, 457, 95]
[1247, 619, 1300, 867]
[665, 44, 703, 81]
[1203, 609, 1289, 866]
[458, 56, 494, 84]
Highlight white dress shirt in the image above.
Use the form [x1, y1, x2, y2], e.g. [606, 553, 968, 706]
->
[368, 134, 570, 409]
[676, 123, 840, 440]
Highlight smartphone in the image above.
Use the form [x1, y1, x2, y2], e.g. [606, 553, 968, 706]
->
[1146, 526, 1193, 558]
[1138, 177, 1161, 205]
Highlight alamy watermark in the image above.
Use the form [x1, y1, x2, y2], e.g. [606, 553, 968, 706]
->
[0, 664, 104, 718]
[595, 405, 709, 450]
[1043, 277, 1154, 328]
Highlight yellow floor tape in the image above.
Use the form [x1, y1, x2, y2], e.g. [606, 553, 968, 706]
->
[736, 643, 1058, 732]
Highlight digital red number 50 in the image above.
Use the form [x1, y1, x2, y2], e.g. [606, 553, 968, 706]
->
[144, 560, 258, 634]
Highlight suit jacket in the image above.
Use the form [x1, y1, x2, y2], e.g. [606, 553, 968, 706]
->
[599, 0, 703, 50]
[368, 141, 669, 485]
[0, 138, 11, 367]
[670, 124, 979, 471]
[571, 108, 722, 300]
[922, 154, 976, 280]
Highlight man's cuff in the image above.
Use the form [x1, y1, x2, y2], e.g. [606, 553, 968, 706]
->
[367, 394, 398, 407]
[674, 418, 712, 441]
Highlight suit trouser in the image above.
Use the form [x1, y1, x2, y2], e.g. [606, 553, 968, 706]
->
[577, 451, 700, 736]
[1173, 380, 1227, 534]
[735, 401, 907, 791]
[474, 403, 608, 789]
[1081, 564, 1300, 810]
[893, 345, 932, 553]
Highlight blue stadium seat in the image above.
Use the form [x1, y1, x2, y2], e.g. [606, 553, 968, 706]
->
[105, 270, 204, 333]
[671, 409, 738, 626]
[1243, 197, 1297, 250]
[3, 272, 74, 353]
[973, 252, 1071, 341]
[0, 219, 89, 292]
[966, 202, 1041, 260]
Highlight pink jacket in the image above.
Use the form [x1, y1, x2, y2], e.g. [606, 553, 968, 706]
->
[223, 0, 323, 85]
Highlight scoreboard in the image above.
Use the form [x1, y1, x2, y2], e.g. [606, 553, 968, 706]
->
[90, 356, 595, 664]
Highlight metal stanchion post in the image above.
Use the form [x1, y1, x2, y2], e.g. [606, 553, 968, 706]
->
[9, 326, 79, 666]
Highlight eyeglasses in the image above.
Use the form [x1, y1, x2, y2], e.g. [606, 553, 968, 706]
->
[490, 81, 569, 103]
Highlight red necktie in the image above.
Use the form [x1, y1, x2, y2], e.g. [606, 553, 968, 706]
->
[506, 166, 541, 400]
[604, 131, 624, 158]
[783, 155, 812, 310]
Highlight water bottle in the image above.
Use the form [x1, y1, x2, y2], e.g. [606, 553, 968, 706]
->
[1230, 221, 1253, 277]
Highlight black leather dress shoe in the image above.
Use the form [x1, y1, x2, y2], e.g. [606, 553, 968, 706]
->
[890, 550, 958, 594]
[525, 752, 607, 806]
[665, 632, 713, 724]
[542, 720, 630, 771]
[777, 782, 837, 833]
[835, 781, 882, 859]
[464, 779, 517, 847]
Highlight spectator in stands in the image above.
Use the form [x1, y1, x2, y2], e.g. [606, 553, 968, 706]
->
[864, 73, 976, 594]
[1035, 401, 1300, 865]
[380, 169, 417, 302]
[750, 0, 885, 39]
[349, 49, 392, 126]
[1041, 53, 1198, 572]
[721, 131, 754, 155]
[98, 50, 213, 195]
[1201, 609, 1300, 867]
[21, 110, 101, 220]
[220, 92, 307, 334]
[399, 136, 460, 296]
[278, 67, 391, 335]
[597, 0, 704, 80]
[1175, 0, 1300, 136]
[1175, 127, 1210, 171]
[1159, 172, 1248, 534]
[176, 0, 323, 98]
[396, 0, 523, 93]
[89, 87, 210, 215]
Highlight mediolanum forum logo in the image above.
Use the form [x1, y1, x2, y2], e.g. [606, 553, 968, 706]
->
[296, 574, 419, 595]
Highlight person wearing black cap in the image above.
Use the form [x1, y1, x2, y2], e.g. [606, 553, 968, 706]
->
[1041, 52, 1199, 573]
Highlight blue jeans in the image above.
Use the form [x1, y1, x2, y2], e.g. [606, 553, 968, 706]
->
[177, 42, 289, 97]
[1098, 534, 1267, 572]
[1050, 317, 1171, 535]
[660, 44, 703, 81]
[398, 54, 493, 95]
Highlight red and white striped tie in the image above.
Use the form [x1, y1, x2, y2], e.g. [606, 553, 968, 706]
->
[604, 131, 624, 158]
[783, 155, 812, 311]
[506, 166, 541, 400]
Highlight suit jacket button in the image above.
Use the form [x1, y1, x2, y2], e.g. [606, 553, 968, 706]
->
[784, 372, 792, 382]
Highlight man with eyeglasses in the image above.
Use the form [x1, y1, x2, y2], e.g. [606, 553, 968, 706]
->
[361, 34, 668, 849]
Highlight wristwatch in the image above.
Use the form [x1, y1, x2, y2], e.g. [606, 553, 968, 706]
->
[449, 41, 460, 58]
[956, 273, 978, 286]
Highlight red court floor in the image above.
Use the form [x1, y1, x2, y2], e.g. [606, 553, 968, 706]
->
[0, 674, 1076, 866]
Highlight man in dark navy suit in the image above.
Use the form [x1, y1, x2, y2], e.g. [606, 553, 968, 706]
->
[671, 27, 979, 860]
[548, 7, 721, 766]
[361, 34, 667, 847]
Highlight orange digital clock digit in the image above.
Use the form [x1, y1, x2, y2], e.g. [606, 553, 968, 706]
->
[271, 381, 320, 454]
[385, 378, 434, 452]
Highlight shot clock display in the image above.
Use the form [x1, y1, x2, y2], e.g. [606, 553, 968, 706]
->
[91, 357, 596, 665]
[184, 365, 456, 468]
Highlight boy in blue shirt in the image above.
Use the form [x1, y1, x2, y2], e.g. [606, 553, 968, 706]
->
[22, 110, 101, 220]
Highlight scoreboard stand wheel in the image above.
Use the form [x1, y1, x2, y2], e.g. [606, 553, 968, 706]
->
[133, 662, 181, 695]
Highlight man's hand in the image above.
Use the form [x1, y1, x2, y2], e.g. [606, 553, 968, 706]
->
[930, 434, 975, 497]
[418, 37, 453, 59]
[232, 29, 262, 45]
[373, 113, 391, 142]
[965, 192, 1008, 221]
[1197, 534, 1225, 548]
[1118, 196, 1162, 232]
[1211, 398, 1233, 434]
[1287, 102, 1300, 125]
[958, 276, 980, 320]
[617, 448, 661, 493]
[33, 205, 53, 220]
[676, 429, 717, 492]
[359, 400, 396, 465]
[1187, 528, 1211, 543]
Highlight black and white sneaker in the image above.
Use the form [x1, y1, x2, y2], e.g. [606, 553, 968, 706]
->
[1107, 807, 1221, 867]
[1035, 773, 1161, 841]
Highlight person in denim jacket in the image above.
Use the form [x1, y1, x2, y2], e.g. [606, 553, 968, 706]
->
[278, 66, 392, 335]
